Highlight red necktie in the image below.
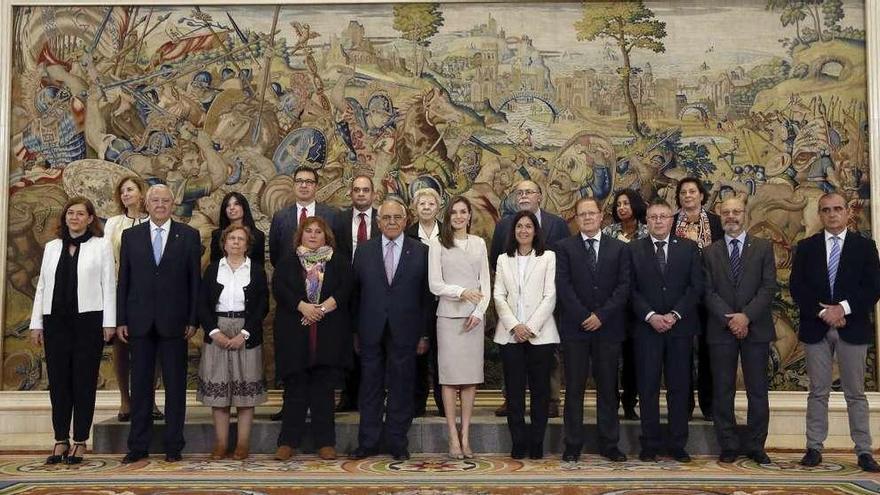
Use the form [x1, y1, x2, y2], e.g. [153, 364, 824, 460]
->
[299, 206, 307, 226]
[357, 212, 368, 244]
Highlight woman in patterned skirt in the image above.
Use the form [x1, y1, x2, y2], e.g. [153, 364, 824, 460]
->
[197, 225, 269, 460]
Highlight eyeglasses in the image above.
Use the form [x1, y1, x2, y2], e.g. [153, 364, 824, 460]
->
[515, 190, 540, 197]
[577, 211, 601, 218]
[721, 209, 745, 216]
[647, 214, 671, 221]
[294, 178, 317, 185]
[380, 215, 405, 223]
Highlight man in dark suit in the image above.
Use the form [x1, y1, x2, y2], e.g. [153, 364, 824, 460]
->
[268, 166, 338, 266]
[333, 173, 380, 412]
[116, 184, 200, 463]
[490, 179, 570, 417]
[703, 196, 776, 465]
[350, 199, 431, 461]
[630, 199, 704, 463]
[556, 197, 630, 463]
[791, 192, 880, 473]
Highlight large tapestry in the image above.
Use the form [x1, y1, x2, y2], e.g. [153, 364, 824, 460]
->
[3, 1, 873, 391]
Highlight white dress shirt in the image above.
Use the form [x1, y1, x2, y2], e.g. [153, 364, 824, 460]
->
[350, 207, 375, 255]
[724, 231, 747, 257]
[296, 201, 316, 219]
[382, 234, 404, 274]
[209, 257, 252, 339]
[821, 229, 851, 316]
[150, 219, 170, 255]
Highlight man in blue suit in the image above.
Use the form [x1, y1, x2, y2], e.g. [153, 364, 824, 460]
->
[268, 166, 338, 266]
[350, 199, 431, 461]
[791, 192, 880, 472]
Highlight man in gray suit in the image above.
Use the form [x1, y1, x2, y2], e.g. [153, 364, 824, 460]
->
[703, 196, 776, 465]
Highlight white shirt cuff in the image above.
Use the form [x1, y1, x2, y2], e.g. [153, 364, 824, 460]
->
[671, 310, 682, 320]
[241, 329, 251, 340]
[209, 328, 220, 337]
[645, 311, 656, 322]
[840, 300, 852, 315]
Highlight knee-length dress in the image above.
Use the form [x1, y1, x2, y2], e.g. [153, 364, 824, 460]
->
[428, 235, 491, 385]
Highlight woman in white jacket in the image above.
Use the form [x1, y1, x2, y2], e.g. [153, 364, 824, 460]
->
[30, 197, 116, 465]
[493, 210, 559, 460]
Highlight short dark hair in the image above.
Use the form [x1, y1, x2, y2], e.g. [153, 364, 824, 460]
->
[647, 198, 672, 211]
[219, 224, 253, 256]
[504, 210, 546, 257]
[350, 173, 374, 191]
[439, 196, 472, 249]
[57, 196, 104, 238]
[675, 177, 709, 208]
[574, 196, 601, 213]
[293, 166, 319, 183]
[611, 189, 647, 224]
[293, 216, 336, 250]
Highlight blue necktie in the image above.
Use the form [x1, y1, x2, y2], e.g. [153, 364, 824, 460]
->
[828, 235, 840, 297]
[153, 227, 164, 265]
[729, 238, 743, 284]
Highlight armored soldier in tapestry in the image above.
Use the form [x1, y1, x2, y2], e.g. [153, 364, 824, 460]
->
[4, 2, 873, 391]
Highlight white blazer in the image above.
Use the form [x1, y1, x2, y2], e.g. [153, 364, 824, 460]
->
[492, 251, 559, 345]
[30, 236, 117, 329]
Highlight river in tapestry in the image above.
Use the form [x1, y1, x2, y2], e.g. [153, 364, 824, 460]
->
[4, 1, 873, 391]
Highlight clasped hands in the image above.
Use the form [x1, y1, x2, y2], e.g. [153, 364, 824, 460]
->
[648, 313, 677, 333]
[724, 313, 750, 339]
[114, 325, 196, 343]
[819, 303, 847, 328]
[459, 289, 483, 332]
[581, 313, 602, 332]
[211, 331, 247, 350]
[511, 323, 535, 343]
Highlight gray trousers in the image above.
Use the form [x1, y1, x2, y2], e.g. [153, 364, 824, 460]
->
[804, 328, 873, 455]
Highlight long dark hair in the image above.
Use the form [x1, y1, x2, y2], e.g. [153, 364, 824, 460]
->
[504, 210, 545, 257]
[439, 196, 472, 249]
[218, 192, 257, 231]
[611, 188, 647, 224]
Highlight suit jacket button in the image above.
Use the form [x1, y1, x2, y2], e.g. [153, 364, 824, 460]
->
[662, 287, 666, 291]
[593, 286, 598, 290]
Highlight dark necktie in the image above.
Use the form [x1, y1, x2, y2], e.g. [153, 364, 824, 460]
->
[299, 206, 308, 227]
[357, 212, 368, 244]
[729, 238, 743, 284]
[585, 238, 597, 272]
[655, 240, 667, 274]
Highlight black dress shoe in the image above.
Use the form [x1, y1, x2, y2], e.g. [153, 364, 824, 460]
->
[601, 448, 627, 462]
[413, 408, 427, 418]
[116, 412, 131, 422]
[702, 412, 714, 422]
[270, 409, 283, 421]
[858, 453, 880, 472]
[511, 444, 528, 460]
[151, 410, 165, 421]
[800, 448, 822, 467]
[349, 446, 378, 459]
[622, 407, 639, 420]
[749, 450, 772, 465]
[121, 451, 148, 464]
[562, 445, 581, 462]
[547, 401, 560, 418]
[528, 443, 543, 460]
[164, 452, 182, 462]
[638, 450, 658, 462]
[494, 402, 508, 417]
[391, 449, 410, 461]
[670, 448, 691, 463]
[335, 401, 357, 413]
[718, 450, 738, 463]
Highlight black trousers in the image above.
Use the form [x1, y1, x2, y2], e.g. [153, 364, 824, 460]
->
[689, 306, 713, 417]
[414, 317, 443, 415]
[562, 338, 621, 453]
[636, 333, 692, 453]
[500, 342, 555, 448]
[358, 326, 417, 452]
[619, 335, 638, 410]
[127, 327, 188, 454]
[710, 341, 770, 453]
[44, 312, 104, 442]
[279, 366, 339, 448]
[339, 354, 360, 409]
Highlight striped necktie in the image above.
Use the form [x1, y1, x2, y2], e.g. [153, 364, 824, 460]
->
[828, 235, 840, 298]
[729, 238, 743, 284]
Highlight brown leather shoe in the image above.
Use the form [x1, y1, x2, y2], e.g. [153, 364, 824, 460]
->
[232, 445, 249, 460]
[209, 443, 227, 460]
[275, 445, 295, 461]
[548, 400, 560, 418]
[494, 401, 508, 417]
[318, 446, 337, 460]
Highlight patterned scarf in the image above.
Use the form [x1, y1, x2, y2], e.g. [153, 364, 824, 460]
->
[296, 245, 334, 304]
[675, 208, 713, 250]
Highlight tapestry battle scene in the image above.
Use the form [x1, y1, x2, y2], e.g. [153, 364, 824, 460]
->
[3, 1, 873, 391]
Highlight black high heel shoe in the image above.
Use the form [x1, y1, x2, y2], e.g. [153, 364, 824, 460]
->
[65, 442, 86, 465]
[45, 441, 70, 465]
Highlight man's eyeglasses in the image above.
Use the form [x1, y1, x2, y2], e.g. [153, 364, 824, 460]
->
[515, 189, 540, 198]
[577, 211, 601, 218]
[294, 178, 317, 185]
[380, 215, 405, 223]
[647, 214, 671, 221]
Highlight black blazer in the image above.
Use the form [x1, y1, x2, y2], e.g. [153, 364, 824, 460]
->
[490, 209, 570, 264]
[268, 202, 338, 266]
[333, 207, 380, 262]
[198, 259, 268, 349]
[352, 235, 430, 348]
[674, 210, 723, 248]
[703, 235, 777, 344]
[209, 227, 266, 266]
[790, 230, 880, 345]
[116, 220, 201, 338]
[273, 252, 354, 379]
[630, 235, 704, 338]
[555, 233, 630, 343]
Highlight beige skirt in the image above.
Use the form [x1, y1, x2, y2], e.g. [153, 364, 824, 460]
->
[197, 316, 267, 407]
[437, 316, 485, 385]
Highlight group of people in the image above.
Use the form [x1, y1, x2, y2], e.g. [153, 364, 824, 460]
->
[29, 167, 880, 472]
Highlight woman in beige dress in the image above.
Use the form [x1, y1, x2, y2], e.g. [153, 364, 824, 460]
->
[428, 196, 490, 459]
[103, 176, 163, 422]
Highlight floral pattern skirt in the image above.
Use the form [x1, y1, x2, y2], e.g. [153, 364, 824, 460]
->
[197, 316, 267, 408]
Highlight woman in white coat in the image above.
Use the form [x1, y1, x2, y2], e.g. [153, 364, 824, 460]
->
[493, 210, 558, 460]
[30, 197, 116, 465]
